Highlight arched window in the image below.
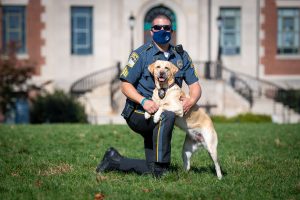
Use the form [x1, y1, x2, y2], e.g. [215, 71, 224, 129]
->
[144, 6, 177, 45]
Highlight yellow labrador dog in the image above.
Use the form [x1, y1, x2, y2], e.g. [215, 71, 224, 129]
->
[145, 60, 222, 179]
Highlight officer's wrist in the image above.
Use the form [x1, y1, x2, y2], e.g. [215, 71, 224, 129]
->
[189, 97, 197, 105]
[140, 97, 148, 106]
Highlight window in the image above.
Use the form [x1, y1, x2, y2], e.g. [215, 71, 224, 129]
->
[277, 8, 300, 55]
[71, 7, 93, 55]
[2, 6, 26, 54]
[220, 8, 241, 55]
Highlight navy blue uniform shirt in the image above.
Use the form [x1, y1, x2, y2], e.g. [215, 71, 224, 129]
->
[120, 41, 199, 100]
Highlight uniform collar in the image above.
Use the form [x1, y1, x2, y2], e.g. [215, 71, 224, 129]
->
[150, 41, 175, 57]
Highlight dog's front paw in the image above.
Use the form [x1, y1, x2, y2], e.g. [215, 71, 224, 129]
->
[175, 108, 184, 117]
[153, 113, 161, 123]
[179, 112, 184, 117]
[144, 112, 151, 119]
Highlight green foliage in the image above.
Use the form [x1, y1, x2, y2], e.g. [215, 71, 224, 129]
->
[211, 112, 272, 123]
[0, 43, 34, 118]
[210, 115, 228, 123]
[0, 124, 299, 199]
[30, 90, 87, 123]
[276, 89, 300, 113]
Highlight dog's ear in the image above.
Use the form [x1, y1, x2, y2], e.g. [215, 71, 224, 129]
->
[169, 62, 179, 75]
[148, 62, 156, 75]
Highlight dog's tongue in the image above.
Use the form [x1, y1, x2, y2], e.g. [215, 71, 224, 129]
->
[159, 77, 165, 82]
[158, 76, 166, 82]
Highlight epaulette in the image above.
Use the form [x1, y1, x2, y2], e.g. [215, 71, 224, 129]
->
[141, 43, 153, 53]
[134, 43, 153, 55]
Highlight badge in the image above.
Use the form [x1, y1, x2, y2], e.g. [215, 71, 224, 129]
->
[177, 60, 183, 69]
[127, 52, 139, 67]
[158, 89, 166, 99]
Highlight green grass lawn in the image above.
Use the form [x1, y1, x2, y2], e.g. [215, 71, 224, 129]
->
[0, 123, 299, 200]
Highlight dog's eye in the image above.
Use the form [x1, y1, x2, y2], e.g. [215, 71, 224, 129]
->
[165, 67, 169, 71]
[156, 66, 161, 69]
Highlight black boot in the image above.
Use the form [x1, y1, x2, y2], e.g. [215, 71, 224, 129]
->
[96, 147, 123, 173]
[149, 162, 169, 178]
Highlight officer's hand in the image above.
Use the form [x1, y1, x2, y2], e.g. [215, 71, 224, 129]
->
[143, 100, 159, 114]
[180, 96, 194, 114]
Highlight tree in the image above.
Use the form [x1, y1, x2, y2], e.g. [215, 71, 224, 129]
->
[0, 43, 34, 122]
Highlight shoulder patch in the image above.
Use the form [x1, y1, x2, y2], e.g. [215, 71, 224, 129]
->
[193, 67, 199, 78]
[187, 54, 195, 68]
[187, 54, 192, 62]
[191, 62, 195, 68]
[127, 52, 139, 68]
[120, 66, 129, 78]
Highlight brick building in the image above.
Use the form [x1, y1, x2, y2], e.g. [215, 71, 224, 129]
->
[1, 0, 299, 89]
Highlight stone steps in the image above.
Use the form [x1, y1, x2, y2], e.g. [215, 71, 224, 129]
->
[251, 97, 300, 123]
[79, 80, 300, 124]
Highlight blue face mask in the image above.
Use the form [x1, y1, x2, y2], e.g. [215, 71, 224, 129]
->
[153, 30, 171, 44]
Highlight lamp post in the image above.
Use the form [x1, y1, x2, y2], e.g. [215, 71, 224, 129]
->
[205, 0, 212, 80]
[216, 15, 223, 79]
[128, 13, 135, 52]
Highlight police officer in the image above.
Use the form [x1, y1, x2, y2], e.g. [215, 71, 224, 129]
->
[96, 14, 201, 178]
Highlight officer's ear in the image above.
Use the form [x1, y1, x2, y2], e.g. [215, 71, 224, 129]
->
[148, 62, 156, 75]
[169, 62, 178, 75]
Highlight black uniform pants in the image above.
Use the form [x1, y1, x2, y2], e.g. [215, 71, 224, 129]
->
[118, 109, 176, 175]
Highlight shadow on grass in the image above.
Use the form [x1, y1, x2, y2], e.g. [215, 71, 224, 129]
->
[95, 164, 227, 180]
[189, 165, 228, 177]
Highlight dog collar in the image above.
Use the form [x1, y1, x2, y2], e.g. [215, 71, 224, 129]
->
[158, 82, 176, 99]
